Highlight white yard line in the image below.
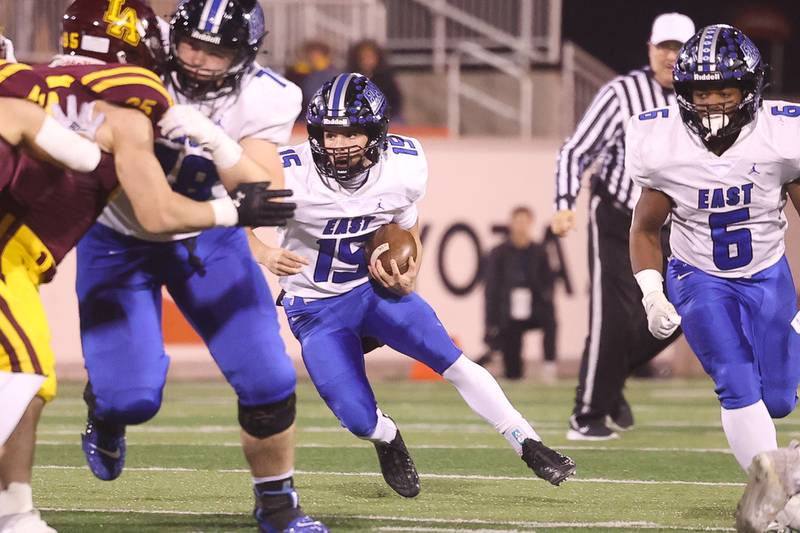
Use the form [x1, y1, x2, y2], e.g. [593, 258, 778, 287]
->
[39, 421, 756, 435]
[35, 465, 745, 487]
[35, 440, 732, 454]
[36, 508, 735, 531]
[375, 525, 734, 532]
[40, 507, 241, 516]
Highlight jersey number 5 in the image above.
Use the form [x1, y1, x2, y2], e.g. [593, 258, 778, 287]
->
[709, 208, 753, 270]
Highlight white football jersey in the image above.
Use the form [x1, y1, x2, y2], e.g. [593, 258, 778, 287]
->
[277, 134, 427, 299]
[626, 100, 800, 278]
[97, 63, 302, 241]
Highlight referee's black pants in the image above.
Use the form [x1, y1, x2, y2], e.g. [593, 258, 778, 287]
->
[571, 195, 680, 425]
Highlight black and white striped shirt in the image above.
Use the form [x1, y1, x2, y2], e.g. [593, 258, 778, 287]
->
[555, 66, 676, 214]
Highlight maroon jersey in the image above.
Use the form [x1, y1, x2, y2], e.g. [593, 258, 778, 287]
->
[0, 61, 43, 194]
[0, 62, 172, 267]
[31, 62, 172, 123]
[0, 61, 46, 99]
[0, 139, 20, 192]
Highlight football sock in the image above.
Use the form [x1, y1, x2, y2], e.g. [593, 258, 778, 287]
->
[366, 410, 398, 444]
[721, 400, 777, 471]
[0, 482, 33, 515]
[90, 415, 125, 436]
[254, 474, 299, 528]
[442, 355, 541, 454]
[253, 469, 294, 486]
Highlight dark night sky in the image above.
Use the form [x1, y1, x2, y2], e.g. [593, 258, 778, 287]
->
[563, 0, 800, 97]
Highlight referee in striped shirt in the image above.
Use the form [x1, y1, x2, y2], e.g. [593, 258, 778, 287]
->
[552, 13, 695, 440]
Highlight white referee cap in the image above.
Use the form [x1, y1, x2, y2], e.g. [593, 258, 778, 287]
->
[649, 13, 695, 45]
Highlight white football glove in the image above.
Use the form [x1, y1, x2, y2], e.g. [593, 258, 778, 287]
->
[642, 291, 681, 339]
[158, 104, 220, 146]
[34, 95, 103, 173]
[158, 104, 242, 169]
[634, 269, 681, 340]
[51, 95, 105, 141]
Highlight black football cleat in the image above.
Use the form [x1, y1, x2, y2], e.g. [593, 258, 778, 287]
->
[607, 396, 634, 432]
[521, 438, 576, 486]
[374, 430, 420, 498]
[81, 416, 126, 481]
[566, 414, 619, 441]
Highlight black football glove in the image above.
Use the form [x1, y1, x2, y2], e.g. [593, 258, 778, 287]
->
[229, 182, 296, 227]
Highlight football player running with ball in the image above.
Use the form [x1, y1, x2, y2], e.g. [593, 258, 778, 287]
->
[260, 73, 576, 498]
[627, 25, 800, 530]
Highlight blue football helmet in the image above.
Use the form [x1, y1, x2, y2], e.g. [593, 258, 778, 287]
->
[166, 0, 266, 100]
[306, 73, 390, 186]
[673, 24, 765, 142]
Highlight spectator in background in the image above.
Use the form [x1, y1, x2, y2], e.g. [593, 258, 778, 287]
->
[286, 40, 339, 117]
[346, 39, 403, 121]
[482, 207, 558, 381]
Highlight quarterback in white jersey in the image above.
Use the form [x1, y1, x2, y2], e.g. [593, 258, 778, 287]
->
[277, 133, 425, 299]
[260, 72, 576, 499]
[73, 2, 327, 532]
[629, 25, 800, 530]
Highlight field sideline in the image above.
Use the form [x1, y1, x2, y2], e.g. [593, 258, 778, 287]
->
[32, 378, 793, 532]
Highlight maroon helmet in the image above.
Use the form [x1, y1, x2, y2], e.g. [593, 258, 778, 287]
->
[61, 0, 166, 70]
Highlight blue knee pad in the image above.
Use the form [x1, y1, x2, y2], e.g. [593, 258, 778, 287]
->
[93, 387, 163, 425]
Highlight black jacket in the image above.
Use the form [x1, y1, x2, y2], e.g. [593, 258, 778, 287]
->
[484, 241, 554, 336]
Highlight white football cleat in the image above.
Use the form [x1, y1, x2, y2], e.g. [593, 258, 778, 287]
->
[768, 493, 800, 532]
[736, 442, 800, 533]
[0, 509, 57, 533]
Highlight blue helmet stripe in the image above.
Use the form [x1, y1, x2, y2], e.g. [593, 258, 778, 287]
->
[699, 26, 720, 72]
[198, 0, 214, 31]
[329, 74, 354, 117]
[209, 0, 230, 33]
[202, 0, 225, 32]
[198, 0, 215, 31]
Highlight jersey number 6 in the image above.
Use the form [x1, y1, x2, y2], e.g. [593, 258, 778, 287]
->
[709, 207, 753, 270]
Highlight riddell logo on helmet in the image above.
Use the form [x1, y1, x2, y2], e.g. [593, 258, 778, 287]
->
[322, 117, 350, 126]
[693, 72, 723, 81]
[190, 30, 221, 44]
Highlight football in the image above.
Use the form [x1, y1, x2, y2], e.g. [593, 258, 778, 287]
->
[364, 223, 418, 274]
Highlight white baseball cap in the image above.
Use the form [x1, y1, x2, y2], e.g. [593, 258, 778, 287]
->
[649, 13, 696, 45]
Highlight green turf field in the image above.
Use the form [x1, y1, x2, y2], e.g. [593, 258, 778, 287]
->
[32, 377, 794, 532]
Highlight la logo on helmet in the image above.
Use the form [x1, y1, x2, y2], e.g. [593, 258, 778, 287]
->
[103, 0, 141, 47]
